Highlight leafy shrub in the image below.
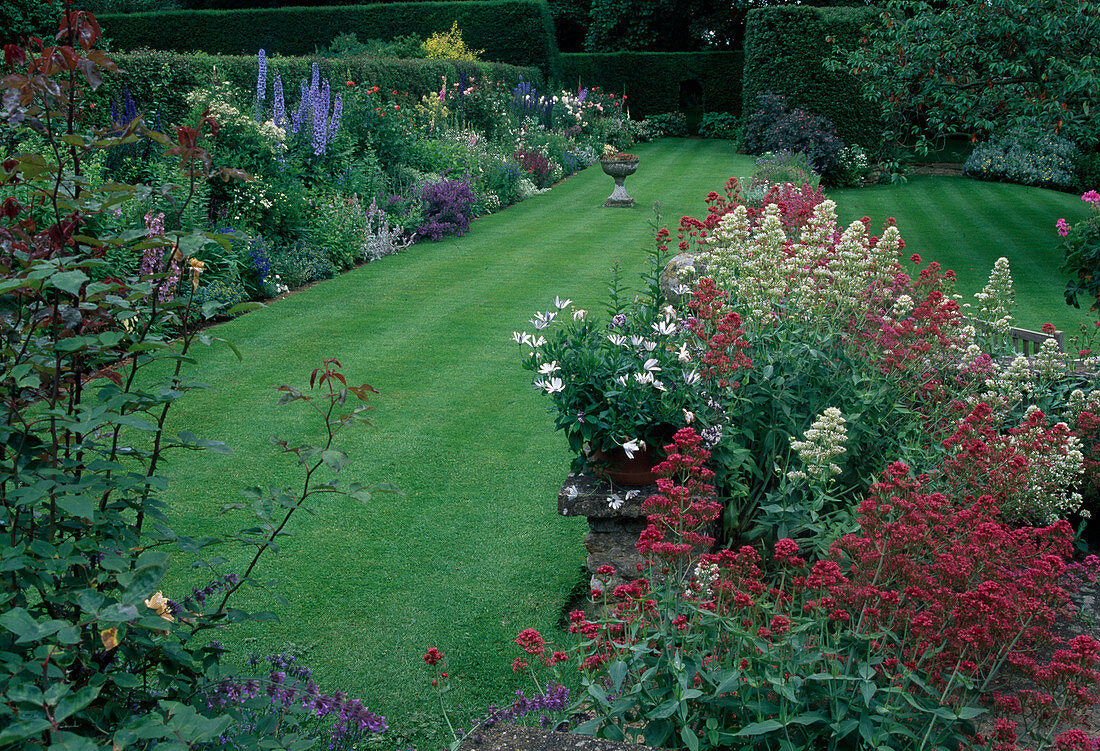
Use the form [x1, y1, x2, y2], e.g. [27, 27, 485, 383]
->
[964, 127, 1079, 190]
[316, 31, 426, 59]
[1060, 191, 1100, 310]
[271, 240, 337, 288]
[697, 111, 739, 140]
[751, 150, 820, 190]
[308, 193, 372, 270]
[361, 199, 414, 261]
[513, 147, 553, 188]
[415, 174, 477, 241]
[1076, 148, 1100, 193]
[642, 111, 688, 137]
[421, 21, 483, 61]
[744, 91, 846, 184]
[194, 276, 251, 315]
[831, 143, 871, 187]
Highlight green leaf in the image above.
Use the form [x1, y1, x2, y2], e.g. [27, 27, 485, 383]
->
[0, 608, 41, 641]
[608, 660, 628, 692]
[647, 699, 679, 719]
[0, 718, 52, 745]
[54, 685, 102, 722]
[572, 718, 602, 736]
[736, 719, 784, 736]
[320, 449, 348, 472]
[50, 270, 89, 296]
[680, 724, 700, 751]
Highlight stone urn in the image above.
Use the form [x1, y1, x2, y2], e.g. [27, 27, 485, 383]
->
[600, 158, 638, 208]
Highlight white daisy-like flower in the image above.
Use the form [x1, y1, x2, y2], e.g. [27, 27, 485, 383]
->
[630, 334, 647, 348]
[608, 334, 627, 346]
[564, 484, 579, 500]
[615, 375, 629, 387]
[662, 305, 677, 319]
[512, 331, 534, 346]
[642, 358, 661, 373]
[554, 296, 572, 310]
[634, 371, 655, 385]
[642, 340, 658, 352]
[671, 283, 691, 296]
[572, 309, 587, 321]
[537, 361, 560, 375]
[652, 379, 667, 392]
[607, 493, 624, 511]
[678, 344, 692, 362]
[684, 369, 701, 385]
[652, 320, 677, 336]
[683, 409, 695, 423]
[531, 310, 557, 330]
[532, 336, 546, 347]
[621, 438, 644, 459]
[625, 489, 640, 500]
[543, 377, 564, 394]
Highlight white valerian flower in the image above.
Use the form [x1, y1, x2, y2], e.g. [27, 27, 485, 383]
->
[788, 407, 848, 482]
[621, 438, 644, 458]
[573, 308, 587, 321]
[678, 344, 692, 363]
[554, 296, 572, 310]
[608, 334, 627, 346]
[538, 361, 561, 375]
[683, 409, 695, 423]
[564, 484, 579, 500]
[642, 358, 661, 373]
[607, 493, 624, 511]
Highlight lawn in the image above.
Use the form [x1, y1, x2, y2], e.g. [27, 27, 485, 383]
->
[157, 139, 1093, 748]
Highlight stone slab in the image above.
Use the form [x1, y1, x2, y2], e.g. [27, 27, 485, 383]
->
[459, 724, 646, 751]
[558, 474, 656, 519]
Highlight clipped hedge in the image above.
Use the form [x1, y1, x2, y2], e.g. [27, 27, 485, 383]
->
[95, 49, 541, 128]
[741, 5, 880, 149]
[559, 52, 743, 119]
[99, 0, 560, 78]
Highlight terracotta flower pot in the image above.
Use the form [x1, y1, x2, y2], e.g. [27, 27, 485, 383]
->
[590, 443, 660, 485]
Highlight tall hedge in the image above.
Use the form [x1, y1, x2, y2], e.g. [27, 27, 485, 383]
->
[741, 5, 881, 149]
[99, 0, 561, 78]
[94, 49, 541, 128]
[559, 52, 743, 119]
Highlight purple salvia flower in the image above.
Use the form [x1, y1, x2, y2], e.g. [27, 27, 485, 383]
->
[273, 71, 286, 129]
[254, 48, 267, 121]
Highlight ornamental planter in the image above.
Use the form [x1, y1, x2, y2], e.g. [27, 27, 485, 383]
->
[600, 159, 638, 208]
[590, 442, 660, 485]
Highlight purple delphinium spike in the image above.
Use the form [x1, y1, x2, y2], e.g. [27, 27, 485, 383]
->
[312, 79, 330, 156]
[255, 49, 267, 121]
[123, 85, 137, 123]
[273, 71, 285, 129]
[109, 97, 118, 126]
[329, 93, 342, 141]
[291, 80, 308, 134]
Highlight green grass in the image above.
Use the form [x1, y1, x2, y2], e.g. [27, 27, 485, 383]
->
[156, 140, 1093, 746]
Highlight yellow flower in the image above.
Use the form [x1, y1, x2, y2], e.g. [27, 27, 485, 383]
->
[144, 591, 175, 622]
[188, 258, 205, 291]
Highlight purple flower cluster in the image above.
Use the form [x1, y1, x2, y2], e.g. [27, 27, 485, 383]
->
[181, 572, 239, 612]
[512, 76, 553, 126]
[254, 49, 267, 122]
[472, 684, 571, 734]
[248, 236, 272, 281]
[208, 653, 387, 745]
[273, 71, 286, 130]
[415, 175, 477, 241]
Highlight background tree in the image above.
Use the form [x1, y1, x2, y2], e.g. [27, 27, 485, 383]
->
[837, 0, 1100, 152]
[583, 0, 755, 52]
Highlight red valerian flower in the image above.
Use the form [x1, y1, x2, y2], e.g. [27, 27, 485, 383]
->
[422, 647, 443, 666]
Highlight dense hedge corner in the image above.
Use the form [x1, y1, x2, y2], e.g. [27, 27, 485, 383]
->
[559, 52, 743, 120]
[99, 0, 561, 78]
[741, 5, 881, 150]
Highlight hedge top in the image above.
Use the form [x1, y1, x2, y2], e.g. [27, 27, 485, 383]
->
[100, 0, 561, 78]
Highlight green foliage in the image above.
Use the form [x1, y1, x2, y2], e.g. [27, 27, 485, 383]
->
[307, 193, 373, 270]
[194, 276, 251, 314]
[835, 0, 1100, 152]
[0, 0, 62, 42]
[1076, 149, 1100, 193]
[963, 128, 1080, 191]
[99, 0, 562, 78]
[642, 111, 688, 138]
[421, 21, 483, 61]
[583, 0, 748, 51]
[94, 49, 541, 135]
[0, 21, 388, 747]
[697, 111, 739, 140]
[271, 240, 338, 288]
[315, 32, 426, 59]
[742, 5, 881, 150]
[559, 52, 742, 118]
[1061, 197, 1100, 311]
[751, 150, 820, 190]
